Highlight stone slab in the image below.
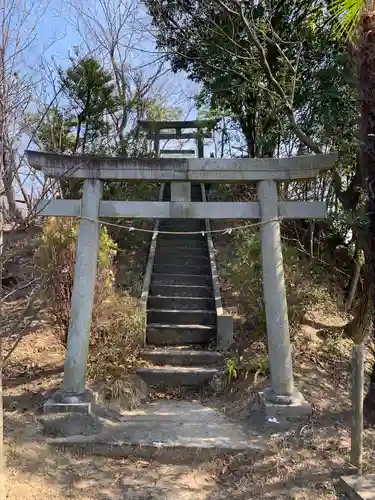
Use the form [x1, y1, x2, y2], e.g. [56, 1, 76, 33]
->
[259, 390, 312, 419]
[41, 413, 103, 437]
[43, 400, 267, 463]
[140, 347, 223, 366]
[146, 324, 216, 346]
[340, 475, 375, 499]
[136, 366, 219, 387]
[44, 400, 92, 414]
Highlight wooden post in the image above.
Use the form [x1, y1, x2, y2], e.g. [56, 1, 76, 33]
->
[62, 179, 103, 396]
[258, 180, 295, 400]
[197, 137, 204, 158]
[351, 342, 364, 475]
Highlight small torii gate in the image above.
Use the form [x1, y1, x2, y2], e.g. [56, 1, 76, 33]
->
[136, 119, 217, 158]
[27, 148, 336, 415]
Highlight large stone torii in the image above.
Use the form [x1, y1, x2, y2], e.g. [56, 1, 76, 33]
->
[27, 150, 336, 415]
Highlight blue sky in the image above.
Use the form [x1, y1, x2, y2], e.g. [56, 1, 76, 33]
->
[20, 0, 199, 117]
[15, 0, 215, 197]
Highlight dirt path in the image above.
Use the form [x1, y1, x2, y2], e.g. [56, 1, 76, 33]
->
[6, 423, 215, 500]
[2, 306, 373, 499]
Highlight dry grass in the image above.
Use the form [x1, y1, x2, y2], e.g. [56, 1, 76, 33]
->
[2, 219, 149, 412]
[3, 296, 375, 499]
[203, 298, 375, 500]
[197, 221, 375, 499]
[87, 292, 147, 409]
[3, 210, 375, 498]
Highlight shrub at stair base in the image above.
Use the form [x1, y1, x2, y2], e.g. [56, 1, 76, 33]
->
[219, 229, 326, 340]
[216, 228, 341, 389]
[88, 294, 147, 410]
[36, 217, 146, 408]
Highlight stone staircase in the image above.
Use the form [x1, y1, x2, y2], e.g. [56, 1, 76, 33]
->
[137, 183, 223, 388]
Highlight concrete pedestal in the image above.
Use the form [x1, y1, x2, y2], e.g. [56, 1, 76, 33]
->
[217, 315, 234, 350]
[259, 388, 312, 419]
[340, 475, 375, 499]
[44, 389, 97, 414]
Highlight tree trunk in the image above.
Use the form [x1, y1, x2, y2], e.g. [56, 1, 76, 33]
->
[0, 157, 5, 500]
[358, 9, 375, 425]
[344, 282, 372, 344]
[309, 221, 315, 259]
[344, 241, 372, 344]
[364, 356, 375, 423]
[346, 260, 362, 312]
[0, 337, 5, 500]
[345, 243, 362, 312]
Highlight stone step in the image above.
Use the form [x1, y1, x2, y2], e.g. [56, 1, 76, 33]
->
[141, 347, 223, 366]
[157, 238, 207, 249]
[147, 296, 215, 311]
[159, 221, 205, 228]
[153, 262, 211, 274]
[156, 245, 209, 257]
[147, 309, 217, 326]
[42, 400, 266, 464]
[159, 220, 205, 230]
[159, 233, 206, 241]
[136, 366, 219, 388]
[152, 273, 212, 286]
[153, 254, 210, 267]
[159, 218, 204, 223]
[146, 324, 216, 345]
[150, 284, 213, 298]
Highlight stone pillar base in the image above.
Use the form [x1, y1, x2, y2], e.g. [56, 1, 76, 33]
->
[44, 389, 97, 415]
[217, 315, 234, 350]
[259, 388, 312, 419]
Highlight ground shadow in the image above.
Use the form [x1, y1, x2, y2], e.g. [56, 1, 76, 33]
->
[302, 317, 345, 333]
[4, 363, 64, 389]
[4, 406, 217, 499]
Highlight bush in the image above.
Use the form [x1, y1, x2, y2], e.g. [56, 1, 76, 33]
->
[37, 217, 147, 407]
[217, 227, 325, 339]
[36, 217, 117, 344]
[87, 293, 146, 408]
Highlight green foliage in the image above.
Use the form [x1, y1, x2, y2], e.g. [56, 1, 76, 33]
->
[241, 356, 270, 381]
[29, 53, 182, 162]
[330, 0, 364, 39]
[103, 181, 160, 203]
[249, 356, 269, 377]
[226, 353, 269, 383]
[145, 100, 183, 122]
[25, 107, 75, 154]
[217, 226, 329, 340]
[58, 56, 116, 154]
[98, 226, 118, 268]
[36, 217, 117, 343]
[226, 358, 238, 383]
[223, 230, 265, 335]
[145, 0, 357, 158]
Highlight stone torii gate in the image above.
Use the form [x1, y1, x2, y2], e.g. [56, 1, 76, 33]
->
[27, 150, 336, 415]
